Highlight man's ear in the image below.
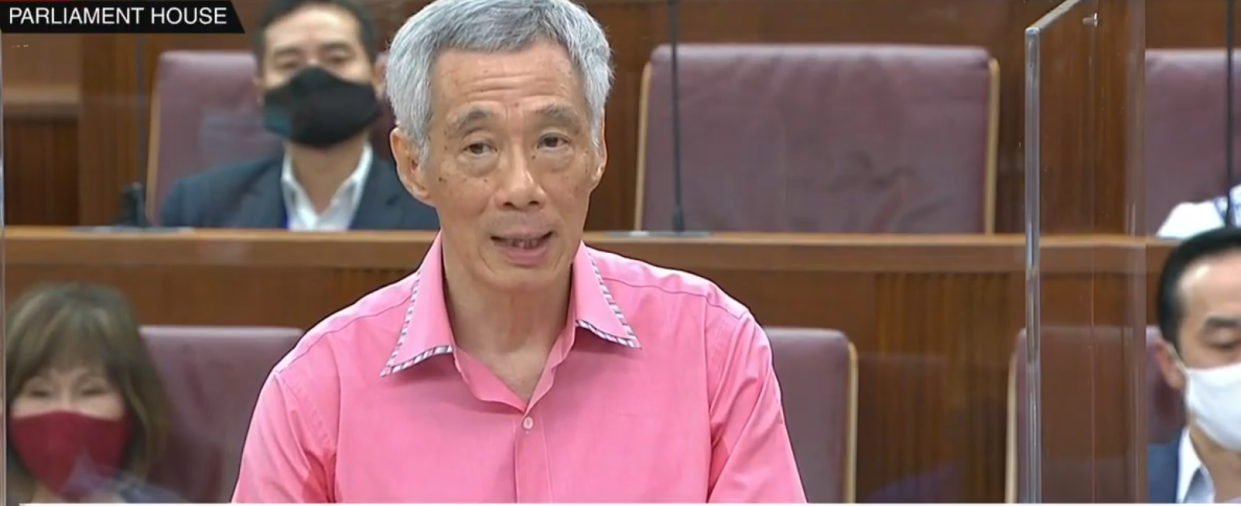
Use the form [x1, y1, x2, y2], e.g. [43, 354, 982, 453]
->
[372, 57, 386, 99]
[390, 128, 434, 207]
[589, 117, 608, 189]
[1154, 341, 1187, 393]
[253, 76, 265, 105]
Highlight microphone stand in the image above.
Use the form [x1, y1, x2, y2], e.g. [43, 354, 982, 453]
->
[610, 0, 709, 238]
[1226, 0, 1237, 227]
[82, 182, 183, 232]
[114, 182, 150, 227]
[667, 0, 687, 233]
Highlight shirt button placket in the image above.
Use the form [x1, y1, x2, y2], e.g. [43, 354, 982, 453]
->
[514, 410, 551, 502]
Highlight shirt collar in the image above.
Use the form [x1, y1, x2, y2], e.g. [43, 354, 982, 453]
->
[381, 234, 640, 376]
[1178, 428, 1212, 503]
[280, 144, 373, 205]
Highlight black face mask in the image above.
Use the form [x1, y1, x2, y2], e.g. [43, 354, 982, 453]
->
[262, 67, 381, 149]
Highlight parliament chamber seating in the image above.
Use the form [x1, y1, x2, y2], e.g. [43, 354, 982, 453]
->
[1145, 49, 1241, 233]
[145, 51, 397, 221]
[1005, 327, 1185, 502]
[636, 44, 999, 233]
[767, 327, 858, 503]
[142, 325, 302, 503]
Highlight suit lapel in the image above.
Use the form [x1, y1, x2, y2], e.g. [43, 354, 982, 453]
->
[232, 159, 288, 229]
[1147, 433, 1182, 503]
[351, 159, 405, 229]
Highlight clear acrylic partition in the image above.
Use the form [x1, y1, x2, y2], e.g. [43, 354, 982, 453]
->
[1023, 0, 1149, 502]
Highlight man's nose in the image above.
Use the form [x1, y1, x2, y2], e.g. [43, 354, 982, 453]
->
[498, 151, 545, 210]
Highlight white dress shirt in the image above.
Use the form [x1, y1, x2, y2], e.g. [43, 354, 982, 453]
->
[280, 144, 372, 232]
[1179, 429, 1216, 504]
[1157, 185, 1241, 239]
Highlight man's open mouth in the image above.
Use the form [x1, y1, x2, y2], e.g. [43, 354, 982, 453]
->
[491, 232, 553, 250]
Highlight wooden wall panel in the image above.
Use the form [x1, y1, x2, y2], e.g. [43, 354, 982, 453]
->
[1148, 0, 1241, 47]
[3, 114, 80, 225]
[3, 35, 81, 88]
[3, 229, 1156, 503]
[4, 34, 82, 225]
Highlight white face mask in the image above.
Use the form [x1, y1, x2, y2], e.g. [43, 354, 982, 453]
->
[1183, 361, 1241, 452]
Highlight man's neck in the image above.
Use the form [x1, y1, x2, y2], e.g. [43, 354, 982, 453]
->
[287, 134, 368, 211]
[1190, 426, 1241, 500]
[441, 246, 572, 357]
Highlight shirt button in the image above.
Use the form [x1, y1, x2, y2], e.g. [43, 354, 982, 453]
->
[522, 416, 535, 430]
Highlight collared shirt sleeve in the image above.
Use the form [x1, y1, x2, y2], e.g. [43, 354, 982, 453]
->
[233, 372, 334, 503]
[705, 310, 807, 503]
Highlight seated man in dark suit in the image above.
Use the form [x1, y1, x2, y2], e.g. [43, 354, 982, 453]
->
[160, 0, 438, 231]
[1150, 227, 1241, 503]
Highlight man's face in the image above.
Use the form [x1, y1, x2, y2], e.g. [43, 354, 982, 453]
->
[392, 41, 607, 292]
[1157, 251, 1241, 392]
[258, 4, 380, 94]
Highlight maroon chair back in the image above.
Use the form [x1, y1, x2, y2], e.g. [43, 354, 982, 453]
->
[638, 44, 997, 233]
[1145, 49, 1241, 233]
[142, 325, 301, 502]
[766, 327, 856, 503]
[146, 50, 395, 221]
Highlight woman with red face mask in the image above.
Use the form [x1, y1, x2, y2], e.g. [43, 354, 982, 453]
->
[5, 283, 178, 503]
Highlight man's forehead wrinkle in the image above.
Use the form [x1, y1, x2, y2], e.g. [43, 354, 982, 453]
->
[448, 108, 494, 131]
[536, 103, 585, 130]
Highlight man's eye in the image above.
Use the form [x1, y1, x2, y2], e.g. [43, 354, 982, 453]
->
[465, 143, 490, 155]
[540, 136, 568, 149]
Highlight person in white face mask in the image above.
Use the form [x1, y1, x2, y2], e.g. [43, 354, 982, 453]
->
[1151, 227, 1241, 504]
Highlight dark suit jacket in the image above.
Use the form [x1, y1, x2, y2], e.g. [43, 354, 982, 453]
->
[158, 155, 438, 230]
[1148, 432, 1182, 503]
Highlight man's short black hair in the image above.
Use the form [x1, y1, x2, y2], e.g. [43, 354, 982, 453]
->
[1156, 227, 1241, 349]
[252, 0, 381, 66]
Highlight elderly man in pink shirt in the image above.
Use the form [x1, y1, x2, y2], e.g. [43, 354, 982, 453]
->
[232, 0, 807, 501]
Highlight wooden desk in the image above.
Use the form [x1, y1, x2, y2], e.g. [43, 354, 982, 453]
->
[5, 228, 1162, 502]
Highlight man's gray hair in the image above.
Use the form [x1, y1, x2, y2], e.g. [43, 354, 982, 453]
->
[385, 0, 614, 160]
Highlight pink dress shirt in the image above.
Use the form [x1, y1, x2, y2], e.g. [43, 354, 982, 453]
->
[233, 235, 806, 503]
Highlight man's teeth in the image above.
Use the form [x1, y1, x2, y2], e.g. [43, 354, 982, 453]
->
[501, 238, 542, 249]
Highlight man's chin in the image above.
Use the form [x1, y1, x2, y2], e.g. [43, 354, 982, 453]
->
[484, 257, 568, 291]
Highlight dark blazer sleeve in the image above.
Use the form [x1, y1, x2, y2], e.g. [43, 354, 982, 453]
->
[159, 179, 195, 227]
[156, 157, 281, 229]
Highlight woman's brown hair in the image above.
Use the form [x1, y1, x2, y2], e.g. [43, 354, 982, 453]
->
[5, 283, 171, 485]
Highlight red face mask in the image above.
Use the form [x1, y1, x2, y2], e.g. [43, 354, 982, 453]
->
[8, 411, 132, 501]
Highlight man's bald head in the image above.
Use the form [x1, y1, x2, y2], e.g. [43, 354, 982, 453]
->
[1158, 228, 1241, 352]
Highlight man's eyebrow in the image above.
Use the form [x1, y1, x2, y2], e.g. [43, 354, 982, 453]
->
[315, 40, 355, 55]
[1202, 315, 1241, 330]
[446, 108, 495, 136]
[535, 104, 585, 131]
[269, 46, 301, 61]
